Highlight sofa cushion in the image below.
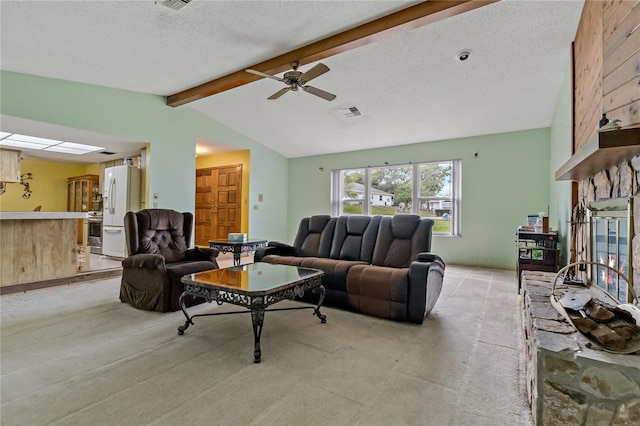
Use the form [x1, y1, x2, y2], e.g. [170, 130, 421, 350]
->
[346, 264, 410, 321]
[292, 215, 336, 257]
[371, 215, 433, 268]
[298, 258, 367, 292]
[330, 215, 381, 262]
[260, 255, 306, 267]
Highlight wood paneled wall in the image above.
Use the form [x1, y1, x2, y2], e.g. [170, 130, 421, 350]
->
[574, 0, 640, 152]
[574, 0, 603, 153]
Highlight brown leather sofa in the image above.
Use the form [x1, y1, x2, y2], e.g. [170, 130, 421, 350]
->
[120, 209, 219, 312]
[254, 214, 445, 324]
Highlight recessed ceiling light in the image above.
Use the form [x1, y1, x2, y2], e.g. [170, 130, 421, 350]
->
[456, 50, 472, 61]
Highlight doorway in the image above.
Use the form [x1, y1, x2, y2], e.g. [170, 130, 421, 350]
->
[195, 165, 243, 246]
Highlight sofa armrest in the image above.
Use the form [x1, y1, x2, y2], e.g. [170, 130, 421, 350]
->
[255, 241, 300, 262]
[122, 253, 166, 271]
[416, 252, 445, 265]
[185, 247, 219, 265]
[408, 253, 445, 323]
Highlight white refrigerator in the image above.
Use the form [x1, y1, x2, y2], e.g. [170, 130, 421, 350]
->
[102, 165, 141, 258]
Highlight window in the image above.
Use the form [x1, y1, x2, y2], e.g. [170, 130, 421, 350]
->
[332, 160, 460, 235]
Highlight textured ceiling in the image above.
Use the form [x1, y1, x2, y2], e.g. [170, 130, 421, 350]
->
[0, 0, 584, 161]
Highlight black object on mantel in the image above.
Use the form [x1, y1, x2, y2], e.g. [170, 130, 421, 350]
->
[599, 114, 609, 128]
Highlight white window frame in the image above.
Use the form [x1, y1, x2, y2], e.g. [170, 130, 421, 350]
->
[331, 160, 461, 236]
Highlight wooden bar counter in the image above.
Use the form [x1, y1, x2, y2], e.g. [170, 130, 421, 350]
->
[0, 212, 87, 287]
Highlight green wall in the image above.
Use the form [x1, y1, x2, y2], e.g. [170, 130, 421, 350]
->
[288, 129, 551, 270]
[1, 69, 573, 270]
[0, 71, 289, 242]
[549, 60, 574, 267]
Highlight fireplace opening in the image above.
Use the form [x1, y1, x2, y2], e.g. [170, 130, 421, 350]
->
[587, 198, 634, 302]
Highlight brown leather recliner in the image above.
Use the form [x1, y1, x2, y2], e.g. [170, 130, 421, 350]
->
[120, 209, 219, 312]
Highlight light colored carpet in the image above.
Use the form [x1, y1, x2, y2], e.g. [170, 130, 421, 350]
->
[1, 265, 533, 426]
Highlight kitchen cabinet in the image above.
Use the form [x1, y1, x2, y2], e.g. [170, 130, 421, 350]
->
[0, 149, 21, 182]
[67, 174, 100, 244]
[67, 174, 100, 212]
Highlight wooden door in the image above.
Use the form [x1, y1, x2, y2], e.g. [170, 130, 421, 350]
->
[195, 165, 242, 246]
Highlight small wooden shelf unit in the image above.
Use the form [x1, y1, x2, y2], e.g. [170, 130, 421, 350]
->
[516, 229, 560, 293]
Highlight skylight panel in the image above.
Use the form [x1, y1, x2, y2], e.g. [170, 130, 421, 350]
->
[0, 139, 47, 150]
[6, 134, 63, 145]
[44, 146, 91, 155]
[0, 132, 106, 154]
[57, 142, 105, 152]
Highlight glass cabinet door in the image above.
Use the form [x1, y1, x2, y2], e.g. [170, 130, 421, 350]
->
[68, 175, 100, 212]
[67, 182, 74, 211]
[81, 180, 88, 211]
[74, 181, 82, 212]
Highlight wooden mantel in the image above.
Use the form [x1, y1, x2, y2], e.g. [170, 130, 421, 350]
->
[555, 127, 640, 181]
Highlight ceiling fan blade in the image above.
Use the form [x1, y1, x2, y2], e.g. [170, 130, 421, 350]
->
[300, 63, 330, 82]
[303, 85, 336, 101]
[267, 87, 290, 100]
[246, 68, 284, 82]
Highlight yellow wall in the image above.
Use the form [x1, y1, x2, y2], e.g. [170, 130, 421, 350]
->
[85, 163, 101, 176]
[195, 150, 250, 233]
[0, 159, 95, 212]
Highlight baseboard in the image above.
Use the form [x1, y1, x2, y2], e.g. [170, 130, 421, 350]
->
[0, 268, 123, 295]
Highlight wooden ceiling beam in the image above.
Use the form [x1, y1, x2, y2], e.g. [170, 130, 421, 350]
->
[167, 0, 499, 107]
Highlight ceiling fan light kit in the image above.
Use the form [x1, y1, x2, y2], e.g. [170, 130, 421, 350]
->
[246, 62, 336, 101]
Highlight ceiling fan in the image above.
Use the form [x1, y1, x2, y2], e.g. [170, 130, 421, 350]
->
[246, 62, 336, 101]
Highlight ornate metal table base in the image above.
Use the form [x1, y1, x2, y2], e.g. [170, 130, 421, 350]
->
[177, 278, 326, 363]
[208, 239, 267, 266]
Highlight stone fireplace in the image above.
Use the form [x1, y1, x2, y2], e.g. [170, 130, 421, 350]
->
[521, 272, 640, 425]
[574, 158, 640, 304]
[521, 141, 640, 425]
[524, 121, 640, 425]
[527, 1, 640, 422]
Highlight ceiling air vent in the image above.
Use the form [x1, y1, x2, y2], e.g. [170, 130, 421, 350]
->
[332, 105, 365, 123]
[346, 106, 362, 117]
[156, 0, 192, 11]
[100, 151, 116, 155]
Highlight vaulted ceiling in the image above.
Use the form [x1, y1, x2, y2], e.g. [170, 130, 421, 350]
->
[0, 0, 584, 162]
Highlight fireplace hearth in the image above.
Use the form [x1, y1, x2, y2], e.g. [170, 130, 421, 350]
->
[521, 271, 640, 425]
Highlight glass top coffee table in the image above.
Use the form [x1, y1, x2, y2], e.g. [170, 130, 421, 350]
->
[178, 263, 326, 363]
